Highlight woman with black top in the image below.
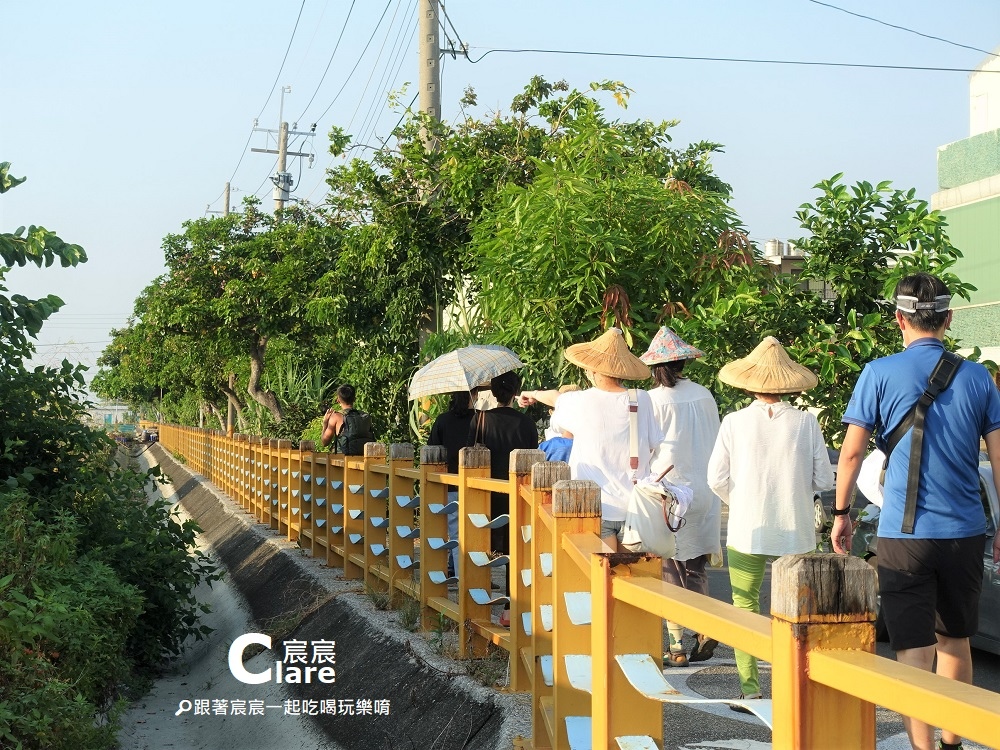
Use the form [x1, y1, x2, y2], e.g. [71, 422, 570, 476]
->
[468, 371, 538, 625]
[427, 391, 475, 576]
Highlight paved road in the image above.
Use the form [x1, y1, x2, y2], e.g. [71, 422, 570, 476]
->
[659, 554, 1000, 749]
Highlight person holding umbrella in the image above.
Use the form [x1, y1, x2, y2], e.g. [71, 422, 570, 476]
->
[551, 327, 662, 550]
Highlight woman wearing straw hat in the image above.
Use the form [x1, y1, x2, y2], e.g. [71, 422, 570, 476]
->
[707, 337, 834, 707]
[641, 327, 723, 667]
[551, 328, 663, 550]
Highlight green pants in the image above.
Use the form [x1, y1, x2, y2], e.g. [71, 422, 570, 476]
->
[727, 547, 775, 696]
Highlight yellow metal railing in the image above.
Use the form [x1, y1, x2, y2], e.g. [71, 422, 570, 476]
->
[158, 425, 1000, 750]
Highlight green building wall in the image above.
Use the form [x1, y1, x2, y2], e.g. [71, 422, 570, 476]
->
[938, 130, 1000, 189]
[942, 195, 1000, 306]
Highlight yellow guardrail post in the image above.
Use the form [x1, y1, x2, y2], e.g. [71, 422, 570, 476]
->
[591, 549, 662, 749]
[287, 441, 305, 543]
[529, 461, 571, 749]
[551, 479, 601, 749]
[459, 445, 492, 657]
[387, 443, 416, 606]
[508, 449, 546, 693]
[362, 442, 389, 593]
[251, 437, 264, 523]
[770, 553, 877, 749]
[276, 439, 292, 536]
[298, 441, 316, 551]
[419, 445, 450, 631]
[326, 453, 346, 570]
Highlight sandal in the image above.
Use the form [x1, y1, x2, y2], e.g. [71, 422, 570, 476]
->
[689, 635, 719, 663]
[729, 692, 763, 714]
[662, 650, 688, 668]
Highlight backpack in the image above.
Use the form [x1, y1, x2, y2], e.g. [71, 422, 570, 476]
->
[336, 408, 375, 456]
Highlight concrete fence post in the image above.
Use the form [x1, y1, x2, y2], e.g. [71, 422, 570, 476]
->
[770, 553, 878, 749]
[507, 449, 546, 692]
[418, 444, 449, 631]
[458, 445, 492, 657]
[527, 461, 571, 748]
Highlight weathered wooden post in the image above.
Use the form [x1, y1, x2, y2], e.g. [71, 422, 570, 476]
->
[770, 553, 878, 749]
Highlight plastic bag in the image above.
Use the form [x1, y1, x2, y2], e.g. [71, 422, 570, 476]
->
[857, 450, 885, 507]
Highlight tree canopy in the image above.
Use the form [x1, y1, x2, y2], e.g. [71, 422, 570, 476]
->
[94, 79, 982, 448]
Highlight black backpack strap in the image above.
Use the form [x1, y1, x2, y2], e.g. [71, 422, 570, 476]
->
[900, 350, 962, 534]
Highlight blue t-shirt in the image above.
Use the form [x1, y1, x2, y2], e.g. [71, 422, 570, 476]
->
[539, 436, 573, 463]
[843, 337, 1000, 539]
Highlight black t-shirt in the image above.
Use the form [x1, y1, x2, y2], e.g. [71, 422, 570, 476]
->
[427, 409, 475, 474]
[468, 407, 539, 480]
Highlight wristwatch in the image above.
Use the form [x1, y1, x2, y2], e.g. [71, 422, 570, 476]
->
[831, 505, 851, 516]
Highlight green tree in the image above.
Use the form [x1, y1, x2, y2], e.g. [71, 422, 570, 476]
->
[1, 163, 220, 748]
[117, 201, 341, 425]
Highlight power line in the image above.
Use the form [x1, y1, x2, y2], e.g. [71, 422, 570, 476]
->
[439, 1, 466, 51]
[314, 0, 396, 124]
[805, 0, 997, 58]
[353, 2, 417, 149]
[296, 0, 358, 123]
[209, 0, 308, 209]
[256, 0, 308, 121]
[465, 46, 998, 73]
[344, 0, 409, 137]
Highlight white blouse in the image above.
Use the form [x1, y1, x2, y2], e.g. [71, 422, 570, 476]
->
[707, 399, 834, 556]
[647, 380, 722, 561]
[552, 388, 663, 521]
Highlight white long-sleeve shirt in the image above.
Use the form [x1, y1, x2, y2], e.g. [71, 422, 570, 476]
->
[707, 399, 834, 556]
[553, 388, 663, 521]
[647, 380, 722, 561]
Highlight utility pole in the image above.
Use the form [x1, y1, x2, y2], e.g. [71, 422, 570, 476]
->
[206, 182, 232, 217]
[251, 86, 316, 217]
[275, 121, 289, 214]
[418, 0, 441, 148]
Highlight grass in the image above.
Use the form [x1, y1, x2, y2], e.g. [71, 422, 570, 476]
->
[398, 596, 421, 632]
[363, 580, 392, 611]
[463, 644, 509, 688]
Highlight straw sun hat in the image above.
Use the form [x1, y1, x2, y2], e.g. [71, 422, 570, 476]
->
[717, 336, 818, 394]
[564, 328, 650, 381]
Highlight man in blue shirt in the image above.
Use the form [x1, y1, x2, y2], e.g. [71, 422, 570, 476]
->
[833, 273, 1000, 750]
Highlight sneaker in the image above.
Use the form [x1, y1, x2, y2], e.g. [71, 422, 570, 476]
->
[729, 692, 763, 714]
[689, 635, 719, 663]
[662, 650, 689, 668]
[937, 742, 964, 750]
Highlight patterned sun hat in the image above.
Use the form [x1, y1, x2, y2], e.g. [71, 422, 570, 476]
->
[640, 327, 705, 365]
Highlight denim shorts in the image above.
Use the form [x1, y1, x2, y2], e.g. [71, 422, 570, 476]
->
[600, 519, 624, 540]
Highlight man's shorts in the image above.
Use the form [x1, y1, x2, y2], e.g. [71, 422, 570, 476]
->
[877, 535, 985, 651]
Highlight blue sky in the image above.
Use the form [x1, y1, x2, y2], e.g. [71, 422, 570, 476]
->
[3, 1, 997, 382]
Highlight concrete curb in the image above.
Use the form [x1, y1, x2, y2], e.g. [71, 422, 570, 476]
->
[150, 444, 531, 750]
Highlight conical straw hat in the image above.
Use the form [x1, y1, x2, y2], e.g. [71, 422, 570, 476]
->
[640, 326, 705, 364]
[564, 328, 650, 381]
[717, 336, 818, 394]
